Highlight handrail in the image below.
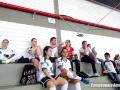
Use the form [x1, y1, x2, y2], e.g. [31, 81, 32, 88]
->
[0, 2, 120, 31]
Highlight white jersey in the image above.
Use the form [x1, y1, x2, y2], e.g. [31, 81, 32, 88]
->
[0, 47, 15, 56]
[105, 61, 116, 73]
[27, 46, 36, 60]
[51, 47, 58, 57]
[56, 57, 72, 75]
[79, 47, 92, 59]
[39, 57, 54, 81]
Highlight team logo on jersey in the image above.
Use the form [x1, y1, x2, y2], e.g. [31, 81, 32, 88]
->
[57, 60, 60, 63]
[41, 62, 44, 65]
[0, 51, 2, 54]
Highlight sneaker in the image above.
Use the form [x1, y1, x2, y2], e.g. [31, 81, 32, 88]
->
[103, 70, 107, 74]
[94, 73, 100, 76]
[96, 60, 101, 64]
[2, 60, 7, 64]
[81, 78, 90, 84]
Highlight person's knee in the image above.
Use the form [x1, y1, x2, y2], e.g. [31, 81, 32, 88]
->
[31, 58, 38, 63]
[47, 81, 56, 88]
[72, 79, 79, 84]
[61, 70, 68, 78]
[63, 79, 68, 84]
[17, 54, 23, 57]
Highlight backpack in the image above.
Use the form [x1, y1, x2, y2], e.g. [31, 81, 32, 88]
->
[78, 71, 89, 78]
[20, 64, 37, 85]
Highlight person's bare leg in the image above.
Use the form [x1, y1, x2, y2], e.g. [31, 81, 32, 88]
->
[46, 81, 56, 90]
[31, 58, 39, 71]
[35, 46, 42, 60]
[56, 77, 68, 90]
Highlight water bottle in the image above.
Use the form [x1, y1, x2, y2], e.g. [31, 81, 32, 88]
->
[90, 70, 93, 75]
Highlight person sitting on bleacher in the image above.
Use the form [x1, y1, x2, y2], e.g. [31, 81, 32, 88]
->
[0, 39, 23, 64]
[87, 44, 107, 74]
[39, 46, 68, 90]
[50, 37, 64, 62]
[27, 38, 42, 82]
[72, 54, 81, 75]
[60, 40, 75, 70]
[114, 54, 120, 74]
[60, 40, 74, 60]
[56, 48, 89, 90]
[104, 52, 120, 90]
[79, 41, 100, 76]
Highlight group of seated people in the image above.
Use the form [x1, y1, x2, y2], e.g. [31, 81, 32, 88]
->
[0, 37, 120, 90]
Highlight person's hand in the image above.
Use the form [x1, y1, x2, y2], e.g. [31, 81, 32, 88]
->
[84, 45, 87, 49]
[94, 58, 97, 62]
[67, 78, 71, 82]
[72, 72, 77, 77]
[54, 53, 58, 57]
[52, 79, 58, 86]
[6, 56, 11, 59]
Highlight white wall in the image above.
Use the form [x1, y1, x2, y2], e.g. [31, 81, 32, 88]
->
[0, 0, 54, 13]
[1, 0, 120, 60]
[61, 30, 120, 60]
[58, 0, 120, 28]
[0, 20, 56, 57]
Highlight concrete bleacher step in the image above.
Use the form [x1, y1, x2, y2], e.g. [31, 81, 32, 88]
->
[0, 63, 118, 90]
[0, 64, 31, 86]
[0, 76, 118, 90]
[0, 62, 104, 87]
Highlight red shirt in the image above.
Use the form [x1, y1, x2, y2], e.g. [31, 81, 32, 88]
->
[62, 46, 74, 59]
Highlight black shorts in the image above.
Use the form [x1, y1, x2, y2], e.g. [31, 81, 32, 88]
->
[30, 57, 40, 62]
[40, 75, 59, 87]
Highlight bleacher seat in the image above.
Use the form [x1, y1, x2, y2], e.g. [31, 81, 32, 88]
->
[73, 62, 103, 76]
[0, 63, 118, 90]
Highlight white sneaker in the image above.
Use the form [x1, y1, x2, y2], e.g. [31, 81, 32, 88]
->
[96, 60, 101, 64]
[94, 73, 100, 76]
[103, 70, 107, 74]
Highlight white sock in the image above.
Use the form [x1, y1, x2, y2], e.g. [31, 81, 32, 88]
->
[75, 82, 81, 90]
[49, 87, 56, 90]
[36, 71, 40, 82]
[61, 83, 68, 90]
[67, 71, 82, 80]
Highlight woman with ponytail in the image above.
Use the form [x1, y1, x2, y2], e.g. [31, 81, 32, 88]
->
[39, 46, 68, 90]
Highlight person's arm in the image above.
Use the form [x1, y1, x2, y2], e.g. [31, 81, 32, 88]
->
[56, 58, 65, 72]
[80, 46, 87, 55]
[90, 52, 96, 59]
[117, 63, 120, 66]
[37, 45, 42, 54]
[104, 61, 107, 71]
[51, 42, 64, 48]
[28, 47, 37, 54]
[111, 60, 117, 69]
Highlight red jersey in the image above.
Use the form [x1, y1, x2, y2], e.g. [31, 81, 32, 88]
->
[62, 46, 74, 59]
